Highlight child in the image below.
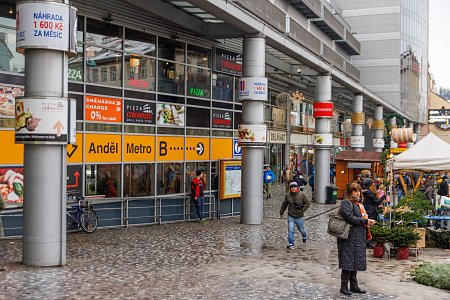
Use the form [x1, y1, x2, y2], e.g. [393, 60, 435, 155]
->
[377, 184, 390, 203]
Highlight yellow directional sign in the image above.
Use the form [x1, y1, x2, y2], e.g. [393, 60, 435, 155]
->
[156, 136, 184, 161]
[186, 137, 209, 160]
[67, 133, 83, 163]
[85, 133, 121, 163]
[124, 135, 155, 162]
[211, 138, 233, 160]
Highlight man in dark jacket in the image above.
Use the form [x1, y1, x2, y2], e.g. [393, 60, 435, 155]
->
[280, 181, 310, 249]
[362, 178, 385, 220]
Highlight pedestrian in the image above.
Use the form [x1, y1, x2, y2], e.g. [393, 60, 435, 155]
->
[308, 172, 315, 193]
[362, 178, 386, 221]
[424, 176, 433, 202]
[279, 181, 310, 249]
[337, 182, 376, 296]
[293, 173, 307, 191]
[282, 165, 293, 192]
[191, 170, 206, 223]
[263, 166, 276, 199]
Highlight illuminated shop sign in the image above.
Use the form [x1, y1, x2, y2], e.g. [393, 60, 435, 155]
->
[68, 68, 82, 81]
[188, 87, 205, 97]
[212, 109, 232, 129]
[124, 100, 155, 125]
[214, 48, 242, 76]
[128, 79, 149, 89]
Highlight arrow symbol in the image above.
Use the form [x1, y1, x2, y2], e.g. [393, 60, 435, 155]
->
[53, 120, 64, 137]
[67, 171, 80, 188]
[67, 144, 78, 158]
[196, 142, 204, 155]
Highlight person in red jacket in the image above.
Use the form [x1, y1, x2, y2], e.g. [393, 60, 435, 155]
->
[191, 170, 206, 223]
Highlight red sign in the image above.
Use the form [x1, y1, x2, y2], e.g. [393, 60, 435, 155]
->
[313, 102, 333, 118]
[85, 95, 122, 123]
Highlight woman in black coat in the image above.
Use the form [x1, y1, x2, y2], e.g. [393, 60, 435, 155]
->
[337, 183, 376, 295]
[361, 178, 385, 220]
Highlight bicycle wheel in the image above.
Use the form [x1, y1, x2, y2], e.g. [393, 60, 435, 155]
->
[80, 209, 98, 233]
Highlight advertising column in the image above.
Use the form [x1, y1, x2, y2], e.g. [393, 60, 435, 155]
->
[351, 95, 364, 152]
[314, 75, 333, 204]
[373, 106, 384, 152]
[16, 0, 77, 266]
[238, 37, 267, 225]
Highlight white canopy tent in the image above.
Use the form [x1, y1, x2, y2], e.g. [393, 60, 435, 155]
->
[392, 132, 450, 171]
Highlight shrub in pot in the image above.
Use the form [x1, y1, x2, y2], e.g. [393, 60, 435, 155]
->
[370, 225, 392, 258]
[392, 226, 420, 260]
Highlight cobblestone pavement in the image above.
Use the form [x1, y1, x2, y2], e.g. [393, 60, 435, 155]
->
[0, 185, 449, 299]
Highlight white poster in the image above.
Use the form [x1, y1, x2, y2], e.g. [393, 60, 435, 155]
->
[238, 124, 267, 146]
[224, 165, 241, 197]
[16, 2, 71, 53]
[15, 98, 68, 144]
[156, 103, 185, 127]
[238, 77, 268, 101]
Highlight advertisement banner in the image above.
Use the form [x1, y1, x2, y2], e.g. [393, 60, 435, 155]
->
[0, 167, 24, 209]
[156, 103, 185, 127]
[124, 100, 155, 125]
[0, 86, 24, 118]
[238, 124, 267, 146]
[16, 2, 71, 53]
[15, 97, 68, 144]
[313, 102, 333, 118]
[212, 109, 232, 129]
[429, 109, 450, 130]
[238, 77, 268, 101]
[312, 133, 333, 146]
[214, 48, 242, 76]
[85, 95, 122, 123]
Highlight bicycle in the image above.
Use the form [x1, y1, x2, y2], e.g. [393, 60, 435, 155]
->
[66, 194, 99, 233]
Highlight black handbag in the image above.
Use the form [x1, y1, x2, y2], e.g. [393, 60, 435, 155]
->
[327, 207, 351, 239]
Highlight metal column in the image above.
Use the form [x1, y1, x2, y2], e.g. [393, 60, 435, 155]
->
[18, 0, 75, 266]
[351, 95, 364, 152]
[373, 106, 384, 152]
[239, 37, 267, 225]
[313, 75, 332, 204]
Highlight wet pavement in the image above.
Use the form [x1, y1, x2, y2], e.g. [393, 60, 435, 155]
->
[1, 185, 449, 299]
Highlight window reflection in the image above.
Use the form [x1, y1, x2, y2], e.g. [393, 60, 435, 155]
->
[212, 73, 233, 101]
[187, 66, 210, 98]
[85, 164, 121, 198]
[125, 55, 156, 91]
[158, 60, 185, 95]
[68, 45, 83, 82]
[158, 37, 184, 63]
[125, 29, 156, 57]
[124, 164, 154, 197]
[157, 163, 184, 195]
[86, 45, 122, 86]
[86, 18, 122, 50]
[187, 45, 210, 68]
[0, 8, 24, 74]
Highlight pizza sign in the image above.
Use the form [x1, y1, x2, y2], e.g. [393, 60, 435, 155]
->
[0, 168, 24, 209]
[0, 86, 24, 118]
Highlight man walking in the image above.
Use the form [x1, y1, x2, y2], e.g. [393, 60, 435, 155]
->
[263, 166, 276, 199]
[282, 165, 293, 192]
[280, 181, 310, 249]
[191, 170, 206, 223]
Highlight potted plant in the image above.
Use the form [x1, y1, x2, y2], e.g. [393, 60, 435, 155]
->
[392, 226, 420, 260]
[370, 225, 392, 258]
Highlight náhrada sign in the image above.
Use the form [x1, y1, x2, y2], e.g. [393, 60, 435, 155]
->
[124, 100, 155, 125]
[313, 102, 333, 118]
[212, 110, 232, 129]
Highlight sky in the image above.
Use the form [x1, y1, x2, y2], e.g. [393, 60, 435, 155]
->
[429, 0, 450, 88]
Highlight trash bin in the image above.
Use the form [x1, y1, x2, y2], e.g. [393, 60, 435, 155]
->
[326, 186, 338, 204]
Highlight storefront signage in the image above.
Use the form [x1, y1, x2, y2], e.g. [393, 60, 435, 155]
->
[429, 109, 450, 130]
[313, 102, 333, 118]
[350, 136, 365, 148]
[373, 138, 385, 148]
[68, 68, 82, 81]
[188, 87, 205, 97]
[156, 103, 185, 127]
[67, 133, 82, 163]
[156, 136, 184, 161]
[128, 79, 150, 89]
[124, 100, 155, 125]
[212, 109, 232, 129]
[232, 138, 241, 158]
[238, 124, 267, 146]
[211, 138, 233, 160]
[0, 131, 24, 164]
[15, 97, 68, 144]
[16, 2, 77, 55]
[238, 77, 268, 101]
[312, 133, 333, 146]
[85, 134, 121, 162]
[214, 48, 242, 76]
[0, 86, 24, 118]
[268, 130, 287, 144]
[85, 95, 122, 123]
[124, 135, 155, 162]
[186, 137, 210, 160]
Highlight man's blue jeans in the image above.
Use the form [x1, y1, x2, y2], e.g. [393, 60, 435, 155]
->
[193, 196, 204, 220]
[288, 215, 307, 246]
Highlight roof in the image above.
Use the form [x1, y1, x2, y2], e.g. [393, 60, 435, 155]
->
[335, 150, 382, 162]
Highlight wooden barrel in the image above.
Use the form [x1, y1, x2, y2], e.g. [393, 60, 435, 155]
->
[391, 128, 414, 143]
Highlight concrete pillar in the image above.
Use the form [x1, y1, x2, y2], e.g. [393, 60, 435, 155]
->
[351, 95, 364, 151]
[313, 75, 332, 204]
[18, 0, 75, 266]
[373, 106, 384, 152]
[389, 117, 397, 148]
[239, 37, 267, 225]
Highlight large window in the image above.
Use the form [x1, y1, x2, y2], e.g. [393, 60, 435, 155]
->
[123, 164, 155, 197]
[125, 55, 156, 91]
[86, 46, 122, 86]
[212, 73, 233, 101]
[158, 37, 184, 63]
[187, 66, 210, 99]
[85, 164, 121, 198]
[86, 18, 122, 50]
[158, 61, 185, 95]
[0, 3, 24, 74]
[125, 28, 156, 57]
[157, 163, 184, 195]
[187, 45, 210, 68]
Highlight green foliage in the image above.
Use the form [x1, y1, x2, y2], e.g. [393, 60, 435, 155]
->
[370, 225, 393, 245]
[399, 192, 433, 213]
[391, 226, 420, 248]
[411, 263, 450, 290]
